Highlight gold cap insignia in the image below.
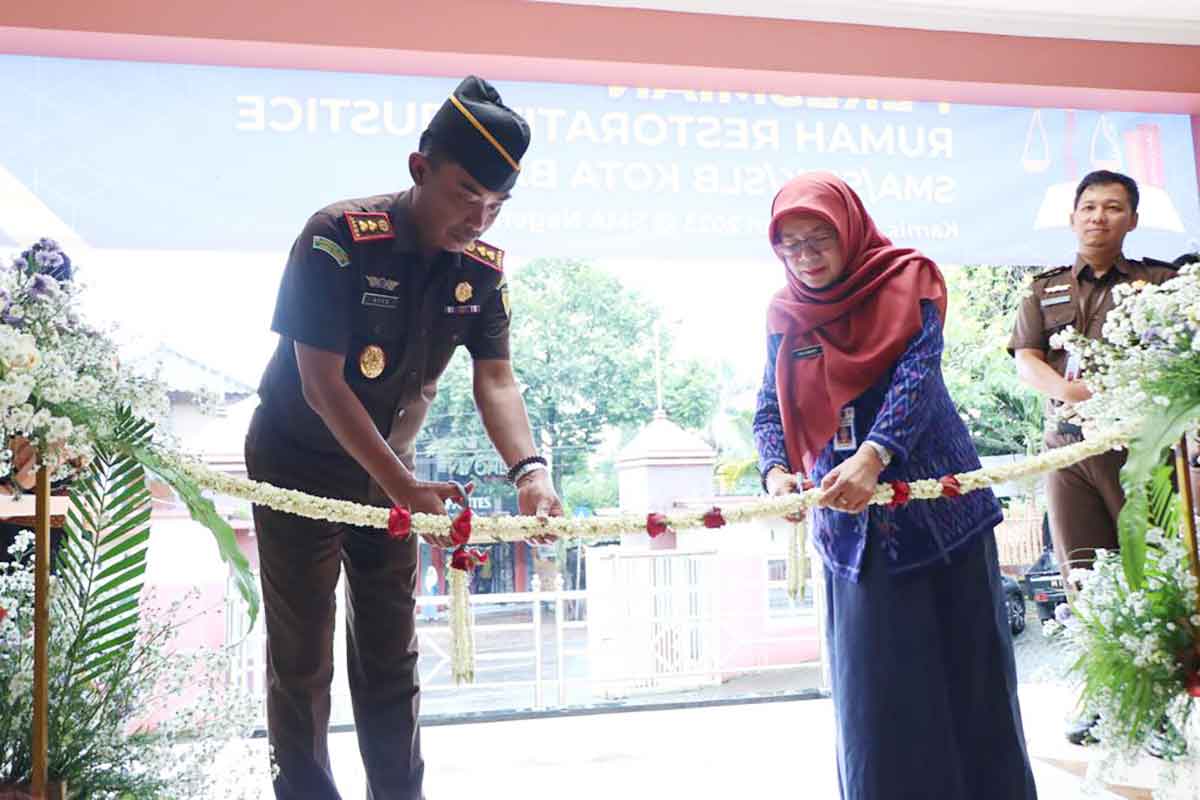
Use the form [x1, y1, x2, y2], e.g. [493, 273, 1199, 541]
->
[359, 344, 386, 379]
[455, 281, 473, 303]
[462, 239, 505, 272]
[344, 211, 395, 243]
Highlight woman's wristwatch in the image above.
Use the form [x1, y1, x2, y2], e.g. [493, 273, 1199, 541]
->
[507, 455, 548, 486]
[863, 440, 892, 469]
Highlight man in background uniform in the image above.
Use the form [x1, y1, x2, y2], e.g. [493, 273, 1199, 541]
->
[246, 76, 562, 800]
[1008, 169, 1176, 744]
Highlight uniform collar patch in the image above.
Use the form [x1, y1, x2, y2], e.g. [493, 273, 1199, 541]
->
[462, 240, 504, 272]
[345, 211, 395, 242]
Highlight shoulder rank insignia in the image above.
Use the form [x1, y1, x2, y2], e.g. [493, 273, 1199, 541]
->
[313, 235, 351, 268]
[345, 211, 394, 242]
[462, 240, 504, 272]
[1032, 265, 1069, 282]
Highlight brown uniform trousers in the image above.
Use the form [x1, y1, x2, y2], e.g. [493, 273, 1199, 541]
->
[1008, 255, 1177, 582]
[246, 408, 424, 800]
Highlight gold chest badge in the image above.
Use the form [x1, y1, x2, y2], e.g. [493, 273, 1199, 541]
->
[359, 344, 386, 379]
[454, 281, 473, 303]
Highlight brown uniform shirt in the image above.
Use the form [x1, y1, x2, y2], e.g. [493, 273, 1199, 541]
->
[1007, 254, 1176, 446]
[253, 191, 511, 502]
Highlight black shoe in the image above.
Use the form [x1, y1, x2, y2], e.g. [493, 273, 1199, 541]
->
[1065, 714, 1100, 745]
[1146, 719, 1188, 760]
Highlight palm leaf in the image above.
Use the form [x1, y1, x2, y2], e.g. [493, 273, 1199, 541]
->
[132, 446, 259, 624]
[1118, 396, 1200, 588]
[1146, 464, 1180, 536]
[56, 407, 153, 693]
[1113, 398, 1200, 587]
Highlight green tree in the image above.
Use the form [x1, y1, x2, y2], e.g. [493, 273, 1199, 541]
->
[417, 258, 719, 490]
[941, 264, 1044, 456]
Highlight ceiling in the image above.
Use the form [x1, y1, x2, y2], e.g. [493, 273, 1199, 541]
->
[533, 0, 1200, 45]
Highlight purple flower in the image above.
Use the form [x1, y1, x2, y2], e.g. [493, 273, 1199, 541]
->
[19, 238, 73, 283]
[1054, 602, 1073, 623]
[1, 305, 24, 328]
[29, 273, 58, 299]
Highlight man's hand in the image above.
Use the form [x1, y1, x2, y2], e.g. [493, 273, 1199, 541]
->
[517, 468, 561, 544]
[387, 478, 463, 547]
[819, 448, 884, 515]
[1060, 379, 1093, 405]
[764, 466, 806, 523]
[6, 437, 38, 492]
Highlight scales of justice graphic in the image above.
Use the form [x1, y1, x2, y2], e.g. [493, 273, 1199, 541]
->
[1023, 108, 1186, 232]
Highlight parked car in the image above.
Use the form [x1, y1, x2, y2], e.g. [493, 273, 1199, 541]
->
[1001, 574, 1027, 636]
[1022, 513, 1067, 625]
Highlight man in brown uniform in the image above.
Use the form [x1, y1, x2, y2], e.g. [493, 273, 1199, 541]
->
[1009, 170, 1175, 742]
[1010, 170, 1175, 580]
[246, 76, 562, 799]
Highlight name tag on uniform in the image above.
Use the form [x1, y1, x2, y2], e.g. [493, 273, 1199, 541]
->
[444, 304, 481, 315]
[1044, 284, 1070, 294]
[792, 344, 822, 360]
[834, 406, 857, 452]
[362, 292, 400, 309]
[1040, 295, 1071, 308]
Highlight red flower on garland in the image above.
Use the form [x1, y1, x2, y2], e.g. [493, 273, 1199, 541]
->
[888, 480, 911, 509]
[450, 506, 474, 546]
[450, 545, 489, 572]
[939, 475, 962, 498]
[387, 506, 412, 540]
[702, 507, 726, 529]
[646, 512, 669, 538]
[0, 605, 7, 624]
[1185, 671, 1200, 698]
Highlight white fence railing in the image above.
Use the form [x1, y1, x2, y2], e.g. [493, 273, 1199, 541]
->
[227, 549, 825, 725]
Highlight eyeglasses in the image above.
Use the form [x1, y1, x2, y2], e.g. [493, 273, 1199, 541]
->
[773, 233, 838, 258]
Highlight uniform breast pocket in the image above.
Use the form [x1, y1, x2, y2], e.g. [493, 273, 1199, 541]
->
[350, 305, 407, 382]
[425, 309, 475, 379]
[1042, 303, 1076, 343]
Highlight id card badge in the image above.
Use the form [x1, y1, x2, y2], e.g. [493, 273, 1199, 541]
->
[1065, 353, 1082, 382]
[834, 406, 857, 452]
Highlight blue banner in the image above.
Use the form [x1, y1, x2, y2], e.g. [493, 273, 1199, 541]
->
[1, 54, 1197, 265]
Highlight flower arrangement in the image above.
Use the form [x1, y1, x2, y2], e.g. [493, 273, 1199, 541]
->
[0, 239, 262, 792]
[1048, 533, 1200, 792]
[0, 531, 269, 797]
[1050, 263, 1200, 787]
[0, 240, 164, 485]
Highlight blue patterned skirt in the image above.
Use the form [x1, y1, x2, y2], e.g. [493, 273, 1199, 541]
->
[824, 530, 1038, 800]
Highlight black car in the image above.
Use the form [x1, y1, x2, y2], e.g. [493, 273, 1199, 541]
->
[1001, 574, 1027, 636]
[1022, 514, 1067, 624]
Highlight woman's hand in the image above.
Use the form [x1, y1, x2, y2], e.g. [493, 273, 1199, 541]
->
[819, 446, 885, 515]
[765, 466, 806, 523]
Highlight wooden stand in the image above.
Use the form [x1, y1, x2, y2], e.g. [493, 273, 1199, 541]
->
[1175, 435, 1200, 590]
[30, 467, 50, 800]
[0, 469, 68, 800]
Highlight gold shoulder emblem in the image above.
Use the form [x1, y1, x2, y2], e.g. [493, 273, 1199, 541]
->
[462, 239, 505, 272]
[345, 211, 395, 243]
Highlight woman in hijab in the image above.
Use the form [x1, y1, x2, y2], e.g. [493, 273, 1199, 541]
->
[754, 173, 1037, 799]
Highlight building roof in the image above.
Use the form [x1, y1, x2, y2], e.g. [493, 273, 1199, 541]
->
[616, 409, 716, 468]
